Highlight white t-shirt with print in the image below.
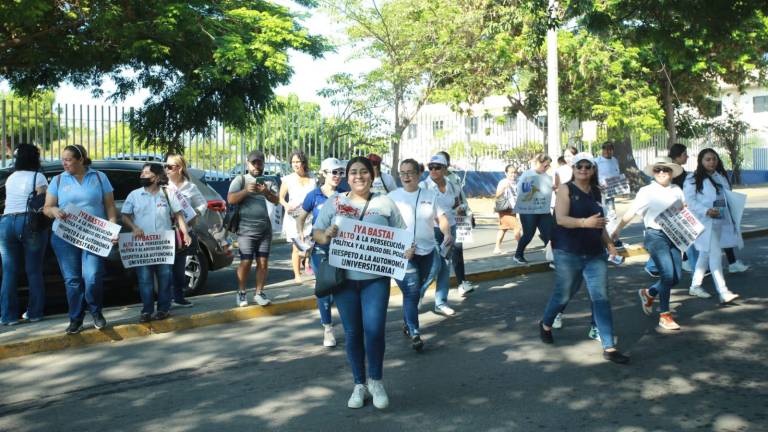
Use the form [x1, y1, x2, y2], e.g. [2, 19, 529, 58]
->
[388, 188, 445, 255]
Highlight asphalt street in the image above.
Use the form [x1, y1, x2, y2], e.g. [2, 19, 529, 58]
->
[1, 235, 766, 432]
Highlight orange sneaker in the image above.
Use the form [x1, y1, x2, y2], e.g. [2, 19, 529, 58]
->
[638, 289, 654, 316]
[658, 312, 680, 330]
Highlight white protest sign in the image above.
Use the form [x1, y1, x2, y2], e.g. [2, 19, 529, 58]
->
[513, 173, 552, 214]
[54, 205, 121, 257]
[172, 189, 197, 223]
[654, 202, 705, 251]
[118, 231, 176, 268]
[604, 175, 630, 198]
[328, 218, 413, 281]
[455, 215, 474, 244]
[267, 201, 284, 234]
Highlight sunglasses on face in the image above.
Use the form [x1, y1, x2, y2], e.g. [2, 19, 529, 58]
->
[399, 170, 417, 177]
[428, 164, 444, 171]
[328, 169, 345, 176]
[164, 164, 178, 170]
[653, 167, 673, 174]
[575, 163, 593, 170]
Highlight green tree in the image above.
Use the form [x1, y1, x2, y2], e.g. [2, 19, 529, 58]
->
[1, 91, 66, 151]
[708, 109, 750, 184]
[0, 1, 327, 151]
[447, 140, 500, 171]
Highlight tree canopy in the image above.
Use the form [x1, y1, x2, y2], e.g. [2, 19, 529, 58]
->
[0, 0, 327, 150]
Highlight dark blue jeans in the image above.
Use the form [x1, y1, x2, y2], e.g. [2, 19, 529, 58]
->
[135, 264, 172, 315]
[0, 215, 48, 323]
[334, 277, 390, 384]
[515, 213, 553, 259]
[644, 229, 682, 313]
[396, 250, 436, 336]
[310, 250, 333, 325]
[51, 233, 105, 321]
[451, 235, 466, 283]
[433, 227, 453, 306]
[171, 253, 187, 303]
[542, 249, 615, 350]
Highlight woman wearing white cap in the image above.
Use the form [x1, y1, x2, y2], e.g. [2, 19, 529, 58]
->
[295, 158, 349, 348]
[612, 157, 686, 330]
[684, 148, 741, 304]
[539, 152, 629, 364]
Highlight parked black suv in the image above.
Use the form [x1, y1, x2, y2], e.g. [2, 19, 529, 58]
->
[0, 160, 234, 296]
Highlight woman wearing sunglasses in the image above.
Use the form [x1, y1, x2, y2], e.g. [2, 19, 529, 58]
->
[295, 158, 349, 348]
[539, 153, 629, 364]
[164, 154, 207, 308]
[612, 157, 686, 330]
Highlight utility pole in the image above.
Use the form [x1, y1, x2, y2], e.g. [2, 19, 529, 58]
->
[546, 0, 561, 161]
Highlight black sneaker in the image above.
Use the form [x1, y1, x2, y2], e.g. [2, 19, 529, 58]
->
[603, 350, 630, 364]
[93, 313, 107, 330]
[139, 313, 152, 323]
[65, 320, 83, 335]
[154, 311, 170, 321]
[539, 321, 553, 344]
[411, 335, 424, 352]
[172, 298, 194, 308]
[402, 323, 410, 337]
[514, 255, 529, 265]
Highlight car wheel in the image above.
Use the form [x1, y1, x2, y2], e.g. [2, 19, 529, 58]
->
[185, 247, 209, 295]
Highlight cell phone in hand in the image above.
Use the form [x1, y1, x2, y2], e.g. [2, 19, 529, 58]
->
[253, 176, 266, 184]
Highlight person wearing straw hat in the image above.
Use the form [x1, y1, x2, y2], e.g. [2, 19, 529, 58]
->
[612, 157, 686, 330]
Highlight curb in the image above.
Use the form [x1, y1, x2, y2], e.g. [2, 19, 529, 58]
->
[2, 227, 767, 361]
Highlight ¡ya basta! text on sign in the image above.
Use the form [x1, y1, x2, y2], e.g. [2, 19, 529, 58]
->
[54, 205, 121, 257]
[328, 218, 413, 280]
[118, 231, 176, 268]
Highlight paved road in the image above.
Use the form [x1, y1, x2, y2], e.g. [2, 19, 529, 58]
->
[1, 236, 766, 432]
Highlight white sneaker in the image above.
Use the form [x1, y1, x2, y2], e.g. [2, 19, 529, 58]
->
[681, 260, 692, 272]
[728, 261, 749, 273]
[347, 384, 368, 409]
[434, 304, 456, 316]
[253, 291, 271, 306]
[689, 286, 712, 299]
[492, 248, 504, 255]
[552, 313, 563, 329]
[367, 379, 389, 409]
[236, 291, 248, 307]
[720, 291, 740, 304]
[458, 281, 475, 297]
[323, 324, 336, 347]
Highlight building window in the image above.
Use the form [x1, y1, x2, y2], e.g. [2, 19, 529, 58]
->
[407, 123, 417, 139]
[465, 116, 479, 134]
[754, 95, 768, 113]
[503, 115, 517, 132]
[714, 102, 722, 117]
[432, 120, 444, 136]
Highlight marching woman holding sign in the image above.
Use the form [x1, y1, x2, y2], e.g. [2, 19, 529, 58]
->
[294, 157, 349, 348]
[513, 154, 554, 265]
[538, 152, 629, 364]
[612, 157, 686, 330]
[0, 144, 48, 325]
[684, 148, 741, 304]
[165, 154, 207, 308]
[121, 163, 191, 323]
[313, 156, 410, 410]
[44, 144, 119, 334]
[389, 158, 452, 351]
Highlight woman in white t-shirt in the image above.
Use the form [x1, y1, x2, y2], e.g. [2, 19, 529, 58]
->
[279, 150, 316, 283]
[612, 157, 686, 330]
[0, 144, 48, 325]
[389, 158, 452, 352]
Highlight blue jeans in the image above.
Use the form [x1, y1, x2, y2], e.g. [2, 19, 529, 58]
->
[310, 251, 333, 325]
[542, 249, 616, 350]
[515, 213, 553, 259]
[647, 242, 698, 273]
[396, 250, 436, 336]
[51, 233, 105, 321]
[644, 229, 682, 313]
[135, 264, 172, 315]
[433, 227, 453, 307]
[171, 253, 187, 302]
[0, 215, 48, 323]
[334, 277, 390, 384]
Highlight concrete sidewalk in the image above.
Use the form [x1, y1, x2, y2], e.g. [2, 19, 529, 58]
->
[2, 186, 767, 361]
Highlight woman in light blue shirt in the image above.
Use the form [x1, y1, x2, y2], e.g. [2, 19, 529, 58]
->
[44, 145, 119, 334]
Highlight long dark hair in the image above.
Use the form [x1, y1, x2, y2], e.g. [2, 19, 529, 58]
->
[13, 143, 41, 171]
[143, 162, 168, 185]
[346, 156, 376, 182]
[693, 148, 729, 193]
[289, 149, 309, 175]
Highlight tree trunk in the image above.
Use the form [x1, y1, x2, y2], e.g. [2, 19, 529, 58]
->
[392, 94, 403, 183]
[662, 76, 677, 147]
[611, 129, 646, 193]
